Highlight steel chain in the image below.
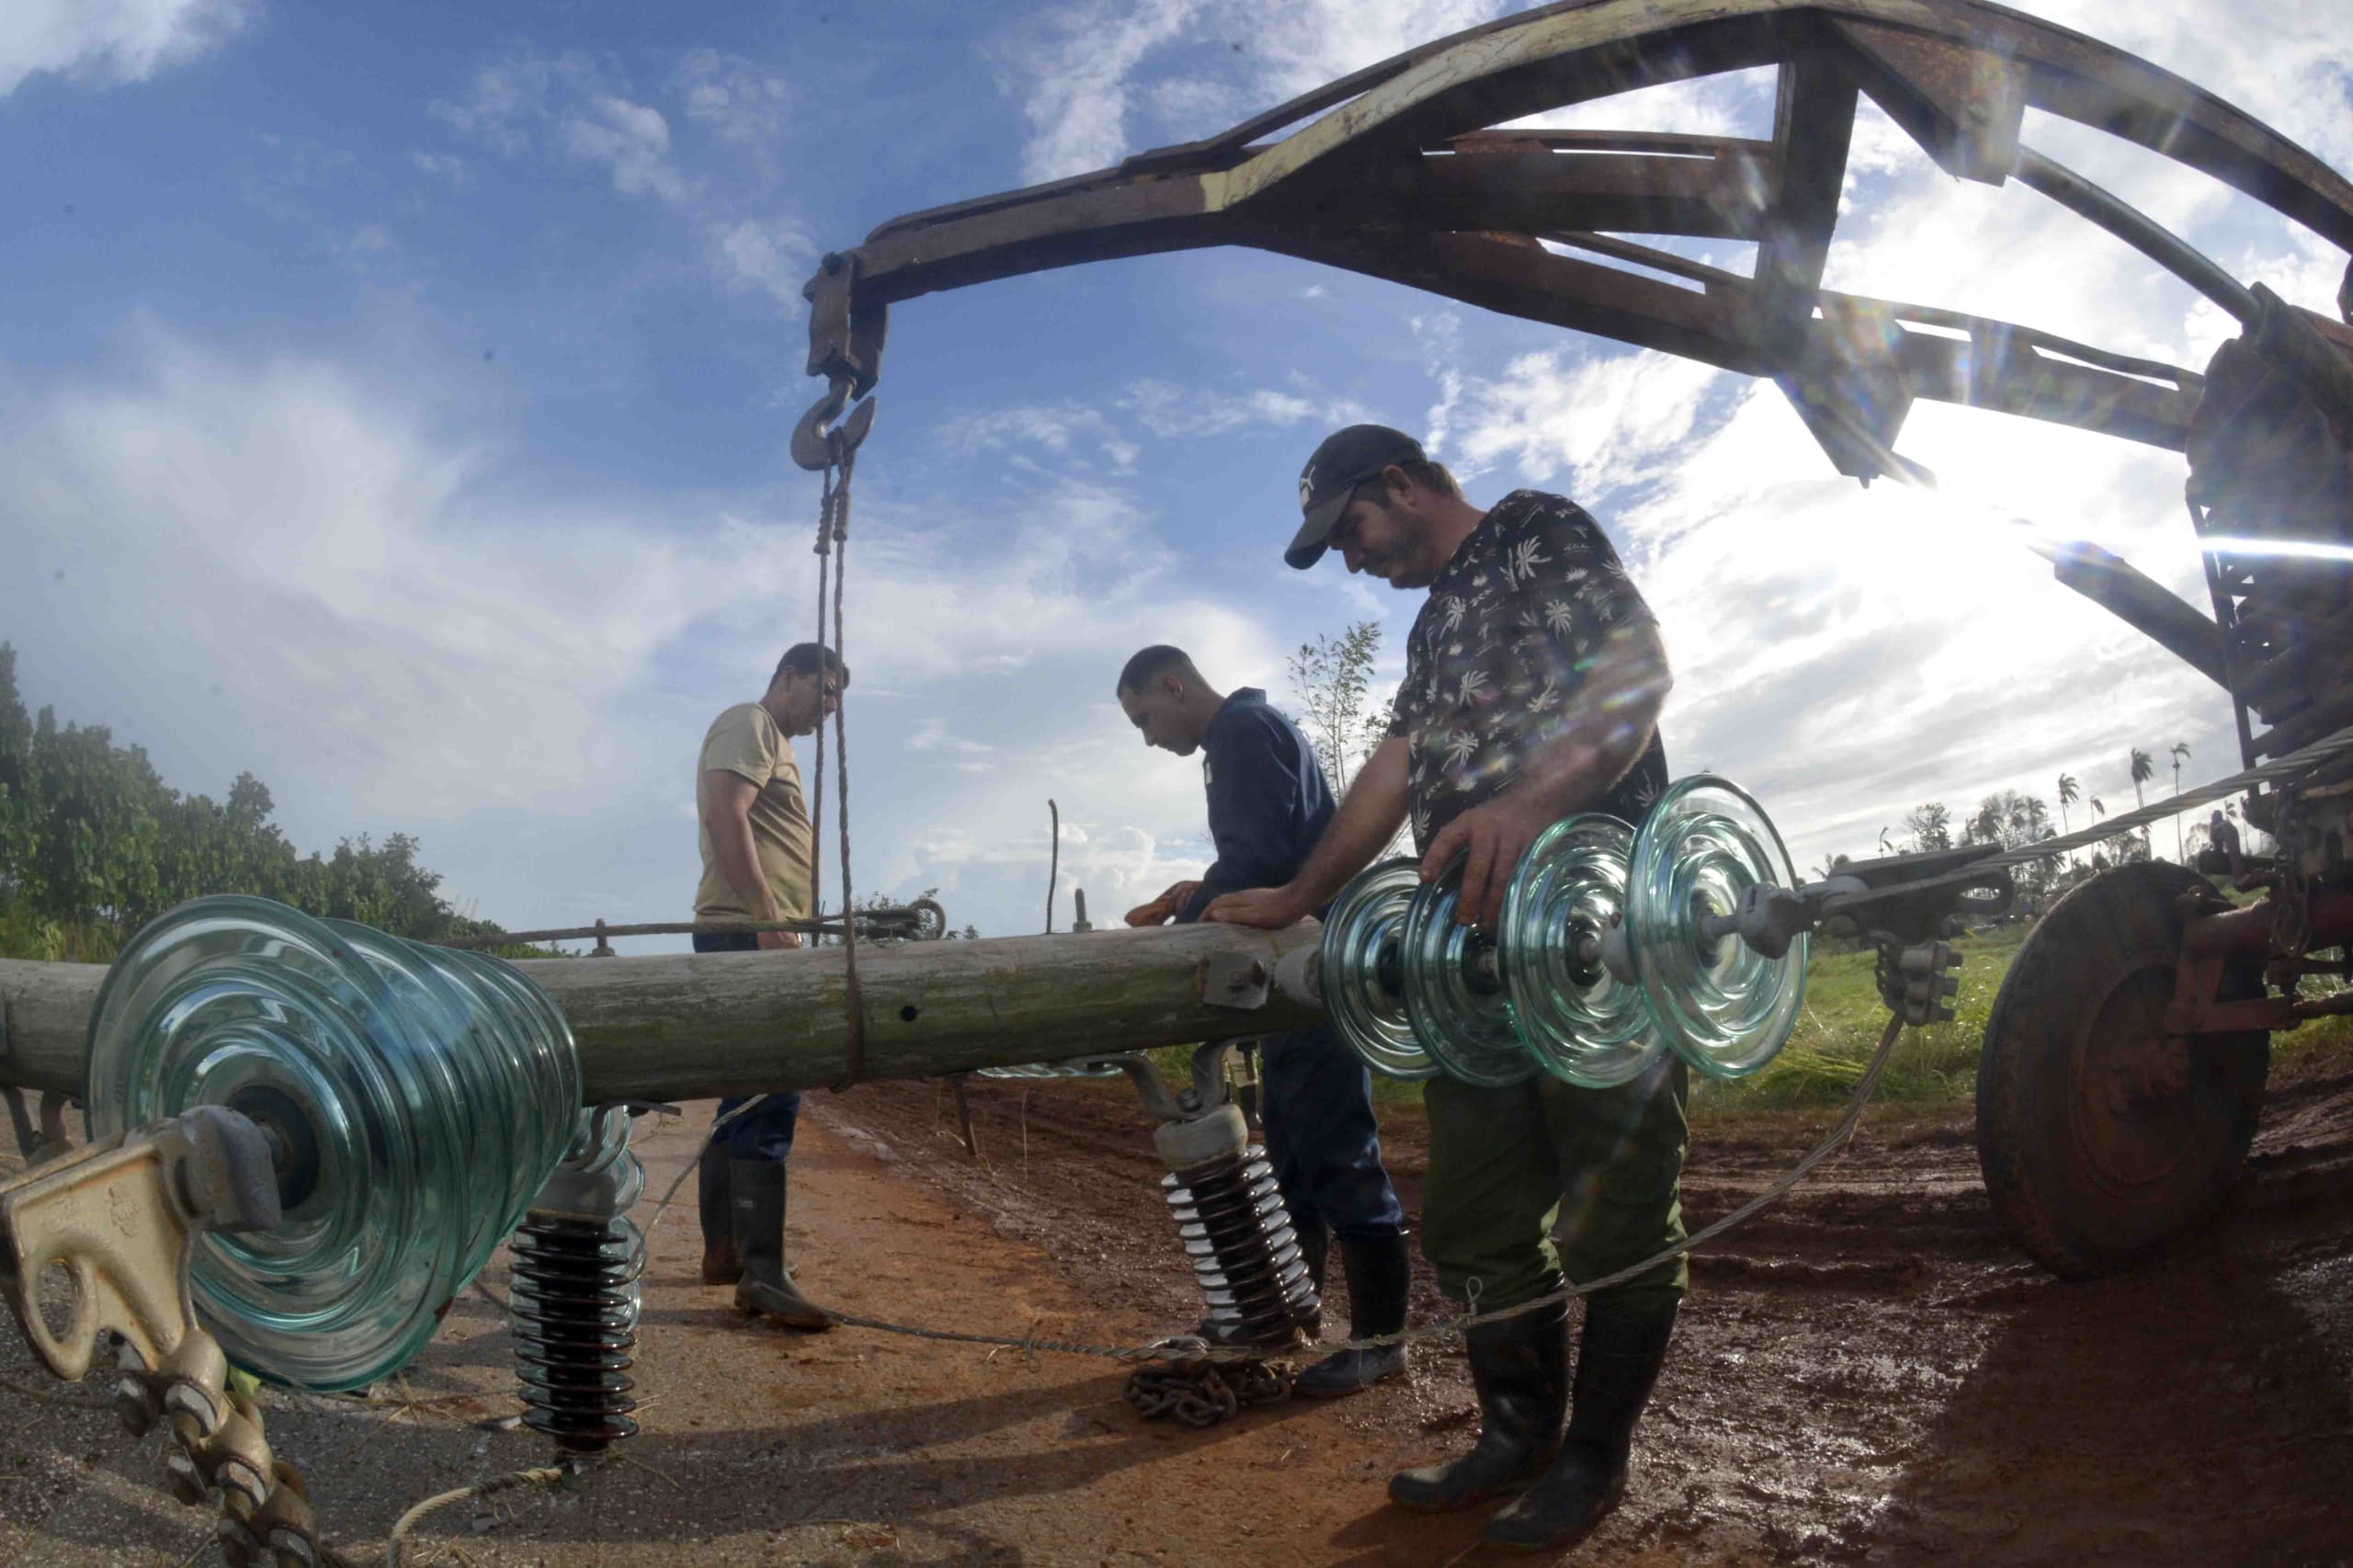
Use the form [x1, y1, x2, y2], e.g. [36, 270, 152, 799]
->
[1121, 1357, 1294, 1426]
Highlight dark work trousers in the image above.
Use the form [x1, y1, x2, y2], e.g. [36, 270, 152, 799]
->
[697, 930, 802, 1163]
[1259, 1023, 1406, 1242]
[1420, 1053, 1688, 1316]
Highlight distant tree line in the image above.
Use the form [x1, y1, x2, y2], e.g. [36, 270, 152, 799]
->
[0, 643, 531, 961]
[1839, 743, 2258, 912]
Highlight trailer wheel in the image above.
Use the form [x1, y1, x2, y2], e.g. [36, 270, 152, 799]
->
[1975, 860, 2269, 1278]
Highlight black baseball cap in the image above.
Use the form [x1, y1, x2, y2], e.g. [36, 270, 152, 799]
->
[1285, 424, 1428, 570]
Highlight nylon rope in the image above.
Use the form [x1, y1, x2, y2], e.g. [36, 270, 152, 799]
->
[827, 439, 866, 1091]
[809, 462, 835, 919]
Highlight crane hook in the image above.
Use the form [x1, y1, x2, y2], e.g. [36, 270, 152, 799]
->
[791, 375, 878, 472]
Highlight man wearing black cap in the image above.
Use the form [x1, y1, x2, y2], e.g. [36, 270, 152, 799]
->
[1207, 426, 1684, 1555]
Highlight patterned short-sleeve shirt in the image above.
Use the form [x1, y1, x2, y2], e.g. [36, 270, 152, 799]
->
[1388, 490, 1670, 852]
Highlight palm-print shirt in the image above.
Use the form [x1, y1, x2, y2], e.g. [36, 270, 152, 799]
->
[1388, 490, 1670, 852]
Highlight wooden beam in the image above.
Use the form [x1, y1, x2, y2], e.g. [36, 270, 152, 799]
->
[1394, 142, 1770, 239]
[1265, 228, 1764, 375]
[1753, 41, 1858, 359]
[0, 923, 1324, 1106]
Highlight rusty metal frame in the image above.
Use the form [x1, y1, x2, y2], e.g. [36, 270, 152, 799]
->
[801, 0, 2352, 475]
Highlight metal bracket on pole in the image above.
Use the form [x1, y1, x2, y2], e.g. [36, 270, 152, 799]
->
[0, 1107, 314, 1562]
[1201, 953, 1271, 1011]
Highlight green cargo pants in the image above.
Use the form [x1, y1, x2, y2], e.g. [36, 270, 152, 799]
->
[1420, 1055, 1688, 1316]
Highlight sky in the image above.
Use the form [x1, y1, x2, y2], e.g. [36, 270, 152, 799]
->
[3, 0, 2349, 950]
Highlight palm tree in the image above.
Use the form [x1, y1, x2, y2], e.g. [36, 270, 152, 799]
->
[2130, 747, 2154, 856]
[1877, 825, 1894, 856]
[2056, 771, 2080, 869]
[2169, 742, 2191, 860]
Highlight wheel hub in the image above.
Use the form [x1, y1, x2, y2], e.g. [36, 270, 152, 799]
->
[2072, 965, 2201, 1192]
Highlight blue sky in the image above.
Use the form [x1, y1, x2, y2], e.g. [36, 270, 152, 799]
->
[4, 0, 2349, 949]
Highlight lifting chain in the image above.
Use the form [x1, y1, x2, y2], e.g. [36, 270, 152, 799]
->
[1122, 1356, 1295, 1427]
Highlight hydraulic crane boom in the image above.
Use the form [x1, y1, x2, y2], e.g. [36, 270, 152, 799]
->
[794, 0, 2353, 481]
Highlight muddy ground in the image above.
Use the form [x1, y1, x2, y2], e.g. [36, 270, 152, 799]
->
[3, 1058, 2351, 1567]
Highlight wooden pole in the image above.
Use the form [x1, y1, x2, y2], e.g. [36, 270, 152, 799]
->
[0, 922, 1322, 1104]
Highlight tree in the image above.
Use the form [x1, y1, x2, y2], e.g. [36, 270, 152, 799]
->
[2056, 771, 2079, 864]
[1876, 825, 1894, 856]
[2169, 741, 2191, 860]
[0, 643, 523, 959]
[2129, 746, 2155, 856]
[1286, 621, 1386, 796]
[1961, 790, 2060, 898]
[1904, 801, 1952, 853]
[1812, 852, 1853, 881]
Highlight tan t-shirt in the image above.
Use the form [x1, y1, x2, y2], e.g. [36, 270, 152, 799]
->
[693, 702, 815, 921]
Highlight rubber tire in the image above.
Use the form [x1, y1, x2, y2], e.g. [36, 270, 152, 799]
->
[1975, 860, 2269, 1278]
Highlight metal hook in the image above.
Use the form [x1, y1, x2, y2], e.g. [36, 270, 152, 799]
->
[790, 375, 878, 472]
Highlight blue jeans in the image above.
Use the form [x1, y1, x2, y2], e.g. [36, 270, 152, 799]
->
[696, 930, 802, 1163]
[1259, 1024, 1405, 1242]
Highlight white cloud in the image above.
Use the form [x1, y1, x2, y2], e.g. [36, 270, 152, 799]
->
[1120, 379, 1363, 438]
[434, 51, 689, 203]
[909, 722, 993, 758]
[408, 150, 472, 187]
[2025, 0, 2353, 176]
[940, 403, 1140, 473]
[997, 0, 1507, 183]
[559, 92, 687, 201]
[710, 217, 813, 304]
[673, 49, 790, 149]
[996, 0, 1199, 185]
[431, 51, 566, 156]
[329, 223, 395, 267]
[0, 335, 1305, 943]
[0, 0, 252, 97]
[1432, 347, 1729, 498]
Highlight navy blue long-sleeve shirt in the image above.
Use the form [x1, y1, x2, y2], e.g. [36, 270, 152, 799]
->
[1176, 687, 1337, 924]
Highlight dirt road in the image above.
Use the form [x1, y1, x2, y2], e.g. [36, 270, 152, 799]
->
[4, 1060, 2351, 1567]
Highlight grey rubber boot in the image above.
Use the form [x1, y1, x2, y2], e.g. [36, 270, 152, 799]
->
[1388, 1297, 1568, 1511]
[728, 1158, 832, 1332]
[1483, 1298, 1677, 1553]
[1295, 1233, 1411, 1398]
[699, 1142, 741, 1286]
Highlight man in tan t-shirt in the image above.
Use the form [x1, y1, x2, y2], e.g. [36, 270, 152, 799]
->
[693, 642, 844, 1332]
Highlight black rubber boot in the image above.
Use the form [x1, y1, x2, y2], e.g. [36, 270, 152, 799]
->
[729, 1158, 832, 1332]
[1295, 1212, 1332, 1298]
[1482, 1298, 1677, 1553]
[1296, 1233, 1411, 1398]
[1388, 1297, 1568, 1512]
[699, 1142, 741, 1286]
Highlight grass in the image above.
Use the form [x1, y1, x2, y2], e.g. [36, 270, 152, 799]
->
[1689, 925, 2031, 1120]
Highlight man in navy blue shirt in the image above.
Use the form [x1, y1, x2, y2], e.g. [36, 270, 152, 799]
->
[1117, 644, 1410, 1396]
